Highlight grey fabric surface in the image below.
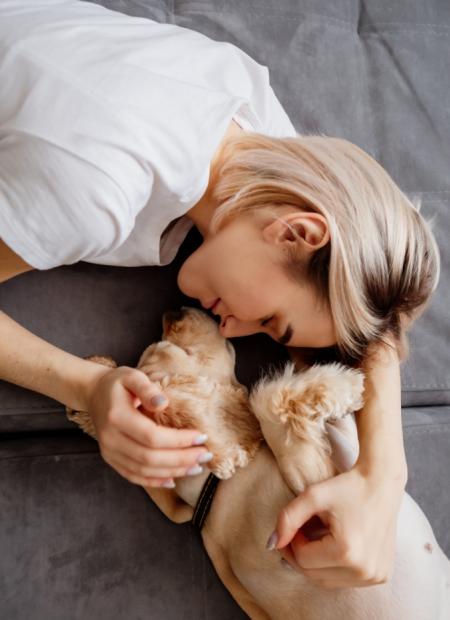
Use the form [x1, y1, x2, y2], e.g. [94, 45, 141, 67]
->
[0, 431, 248, 620]
[1, 406, 448, 619]
[1, 0, 449, 617]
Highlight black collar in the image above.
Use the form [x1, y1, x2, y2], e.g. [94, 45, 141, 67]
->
[191, 472, 221, 530]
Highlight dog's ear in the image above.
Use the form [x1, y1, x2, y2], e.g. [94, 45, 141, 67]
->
[154, 376, 263, 479]
[248, 361, 365, 493]
[212, 383, 263, 478]
[325, 415, 360, 473]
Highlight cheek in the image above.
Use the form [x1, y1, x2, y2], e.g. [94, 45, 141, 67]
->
[177, 243, 209, 290]
[176, 256, 195, 297]
[177, 243, 224, 299]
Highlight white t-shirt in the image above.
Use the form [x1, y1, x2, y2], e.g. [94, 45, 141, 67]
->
[0, 0, 297, 269]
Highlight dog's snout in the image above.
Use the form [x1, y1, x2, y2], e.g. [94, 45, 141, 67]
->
[164, 308, 185, 323]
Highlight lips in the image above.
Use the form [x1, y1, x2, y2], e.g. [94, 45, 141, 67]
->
[211, 298, 221, 313]
[221, 315, 231, 329]
[202, 297, 220, 310]
[206, 298, 230, 327]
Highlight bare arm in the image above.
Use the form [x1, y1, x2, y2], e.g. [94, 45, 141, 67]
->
[0, 308, 112, 411]
[355, 339, 408, 483]
[0, 239, 110, 411]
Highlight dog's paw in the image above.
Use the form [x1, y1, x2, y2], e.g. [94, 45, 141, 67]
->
[209, 442, 260, 479]
[249, 361, 365, 434]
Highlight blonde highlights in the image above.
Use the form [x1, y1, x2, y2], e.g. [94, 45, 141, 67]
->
[208, 133, 441, 366]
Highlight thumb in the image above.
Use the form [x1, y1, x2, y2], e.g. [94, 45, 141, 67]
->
[268, 489, 324, 551]
[121, 369, 169, 412]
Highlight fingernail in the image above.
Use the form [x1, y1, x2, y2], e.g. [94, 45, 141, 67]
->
[280, 558, 294, 570]
[197, 451, 213, 464]
[151, 394, 168, 408]
[186, 465, 203, 476]
[161, 480, 176, 488]
[192, 433, 208, 445]
[266, 530, 278, 551]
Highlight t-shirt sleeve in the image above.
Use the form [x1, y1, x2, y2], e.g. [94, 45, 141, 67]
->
[265, 83, 298, 138]
[0, 132, 136, 270]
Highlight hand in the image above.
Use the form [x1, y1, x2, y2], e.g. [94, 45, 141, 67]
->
[268, 462, 407, 589]
[85, 365, 211, 488]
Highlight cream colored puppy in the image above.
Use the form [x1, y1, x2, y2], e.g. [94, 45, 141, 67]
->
[67, 307, 450, 620]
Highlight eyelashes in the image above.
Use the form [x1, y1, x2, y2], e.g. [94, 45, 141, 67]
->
[260, 315, 274, 327]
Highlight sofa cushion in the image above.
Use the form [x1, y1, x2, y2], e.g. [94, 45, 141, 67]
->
[0, 404, 448, 618]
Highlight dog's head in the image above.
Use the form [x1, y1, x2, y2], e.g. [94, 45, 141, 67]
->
[142, 306, 236, 381]
[136, 307, 263, 479]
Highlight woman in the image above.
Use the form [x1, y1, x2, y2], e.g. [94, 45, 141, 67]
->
[0, 0, 441, 593]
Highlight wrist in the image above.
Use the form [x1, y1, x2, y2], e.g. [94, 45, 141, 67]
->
[74, 360, 113, 412]
[355, 451, 408, 489]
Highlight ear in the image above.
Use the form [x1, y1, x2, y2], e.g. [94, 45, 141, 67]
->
[248, 361, 365, 494]
[262, 211, 330, 253]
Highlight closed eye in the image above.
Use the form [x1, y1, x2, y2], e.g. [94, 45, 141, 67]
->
[259, 315, 292, 345]
[260, 315, 275, 328]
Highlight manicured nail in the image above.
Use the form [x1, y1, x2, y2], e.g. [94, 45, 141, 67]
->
[151, 394, 168, 407]
[197, 451, 213, 464]
[186, 465, 203, 476]
[266, 530, 278, 551]
[192, 434, 208, 445]
[162, 480, 176, 488]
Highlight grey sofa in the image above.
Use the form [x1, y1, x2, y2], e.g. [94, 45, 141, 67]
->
[1, 1, 449, 618]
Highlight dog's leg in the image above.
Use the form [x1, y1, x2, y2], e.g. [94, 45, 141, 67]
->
[249, 361, 365, 495]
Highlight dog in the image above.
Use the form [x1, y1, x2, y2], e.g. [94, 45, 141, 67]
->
[66, 307, 450, 619]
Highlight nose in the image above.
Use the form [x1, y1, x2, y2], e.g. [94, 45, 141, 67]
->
[163, 308, 186, 323]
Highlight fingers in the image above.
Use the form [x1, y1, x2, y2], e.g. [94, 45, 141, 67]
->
[269, 487, 350, 570]
[104, 428, 212, 477]
[272, 488, 324, 550]
[278, 542, 386, 588]
[93, 366, 212, 487]
[106, 451, 173, 487]
[102, 443, 206, 488]
[289, 565, 380, 587]
[289, 532, 344, 569]
[121, 368, 170, 413]
[116, 368, 209, 449]
[112, 406, 208, 451]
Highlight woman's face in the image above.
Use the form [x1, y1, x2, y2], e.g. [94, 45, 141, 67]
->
[177, 209, 337, 348]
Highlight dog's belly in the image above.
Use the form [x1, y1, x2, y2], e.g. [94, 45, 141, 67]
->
[203, 444, 295, 565]
[201, 446, 450, 620]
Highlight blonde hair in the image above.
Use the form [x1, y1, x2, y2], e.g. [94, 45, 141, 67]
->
[208, 133, 441, 366]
